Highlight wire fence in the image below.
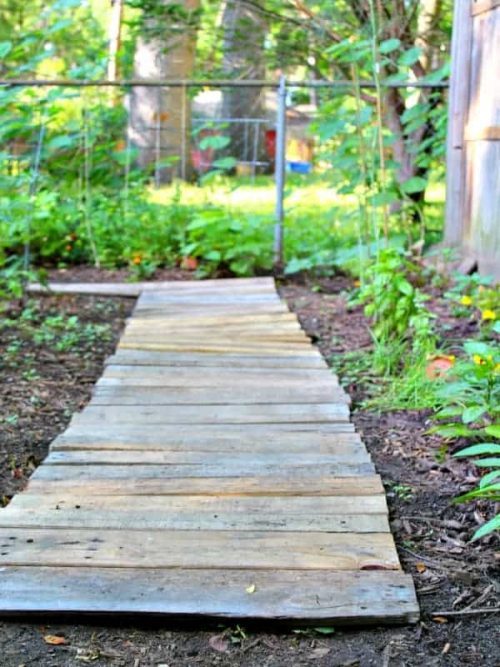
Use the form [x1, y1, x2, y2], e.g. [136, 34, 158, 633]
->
[0, 77, 449, 269]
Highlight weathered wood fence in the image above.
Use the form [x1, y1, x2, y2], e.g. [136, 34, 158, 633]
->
[445, 0, 500, 279]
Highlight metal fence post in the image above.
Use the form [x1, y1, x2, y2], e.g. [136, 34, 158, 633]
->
[274, 75, 286, 268]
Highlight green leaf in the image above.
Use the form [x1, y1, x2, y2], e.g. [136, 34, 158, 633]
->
[471, 514, 500, 541]
[454, 443, 500, 458]
[435, 406, 464, 420]
[379, 38, 401, 54]
[199, 135, 230, 150]
[204, 249, 221, 261]
[398, 46, 422, 67]
[473, 457, 500, 468]
[485, 425, 500, 438]
[0, 41, 12, 59]
[480, 470, 500, 487]
[212, 157, 237, 170]
[428, 423, 476, 438]
[397, 279, 413, 296]
[464, 340, 491, 357]
[454, 483, 500, 503]
[314, 627, 335, 635]
[462, 405, 486, 424]
[400, 176, 427, 194]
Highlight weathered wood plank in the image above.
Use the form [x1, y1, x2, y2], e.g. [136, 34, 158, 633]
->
[105, 351, 328, 368]
[43, 449, 370, 466]
[0, 528, 400, 570]
[8, 494, 387, 515]
[91, 385, 350, 405]
[28, 277, 277, 298]
[127, 314, 299, 328]
[51, 428, 361, 452]
[0, 567, 419, 624]
[70, 403, 351, 426]
[31, 461, 374, 481]
[101, 366, 336, 384]
[25, 475, 385, 496]
[0, 510, 388, 533]
[117, 342, 316, 356]
[0, 495, 388, 532]
[120, 332, 310, 343]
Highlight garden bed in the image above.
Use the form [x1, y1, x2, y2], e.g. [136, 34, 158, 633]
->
[0, 272, 498, 667]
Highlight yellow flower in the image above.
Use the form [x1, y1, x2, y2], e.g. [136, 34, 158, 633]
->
[481, 309, 496, 320]
[473, 354, 484, 365]
[353, 279, 361, 288]
[460, 295, 473, 306]
[132, 255, 142, 265]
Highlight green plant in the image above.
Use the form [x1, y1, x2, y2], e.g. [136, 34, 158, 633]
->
[354, 248, 435, 374]
[182, 207, 273, 277]
[431, 340, 499, 540]
[445, 275, 499, 334]
[453, 440, 500, 540]
[432, 341, 499, 434]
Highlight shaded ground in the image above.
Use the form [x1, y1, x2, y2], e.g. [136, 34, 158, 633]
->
[0, 271, 498, 667]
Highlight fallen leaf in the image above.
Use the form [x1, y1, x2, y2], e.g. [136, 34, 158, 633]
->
[314, 626, 335, 635]
[425, 356, 455, 380]
[245, 584, 256, 594]
[416, 562, 427, 573]
[209, 634, 229, 653]
[181, 256, 198, 271]
[432, 616, 448, 624]
[442, 642, 451, 655]
[44, 634, 67, 645]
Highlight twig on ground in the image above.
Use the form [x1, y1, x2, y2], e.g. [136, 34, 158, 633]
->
[431, 607, 500, 618]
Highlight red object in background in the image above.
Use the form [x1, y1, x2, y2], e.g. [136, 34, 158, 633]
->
[265, 129, 276, 159]
[191, 128, 217, 173]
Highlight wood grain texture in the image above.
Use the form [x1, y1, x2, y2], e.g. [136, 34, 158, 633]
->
[91, 385, 351, 405]
[69, 403, 351, 425]
[105, 351, 328, 368]
[0, 278, 418, 624]
[43, 449, 370, 466]
[51, 429, 361, 452]
[0, 528, 400, 570]
[25, 475, 386, 496]
[0, 567, 419, 624]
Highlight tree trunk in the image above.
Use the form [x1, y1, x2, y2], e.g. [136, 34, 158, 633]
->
[107, 0, 124, 82]
[128, 0, 199, 183]
[221, 0, 268, 171]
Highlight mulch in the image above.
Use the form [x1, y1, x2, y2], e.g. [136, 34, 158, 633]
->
[0, 269, 498, 667]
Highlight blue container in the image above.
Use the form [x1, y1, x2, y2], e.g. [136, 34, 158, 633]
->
[287, 161, 312, 174]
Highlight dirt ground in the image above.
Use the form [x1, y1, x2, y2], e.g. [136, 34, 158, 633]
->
[0, 270, 498, 667]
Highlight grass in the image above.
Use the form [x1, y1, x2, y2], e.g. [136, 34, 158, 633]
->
[149, 173, 446, 275]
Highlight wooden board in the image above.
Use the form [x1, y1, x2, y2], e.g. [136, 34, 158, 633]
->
[105, 351, 329, 368]
[0, 277, 418, 625]
[1, 495, 388, 532]
[25, 475, 386, 496]
[43, 449, 370, 466]
[0, 528, 400, 570]
[51, 428, 361, 452]
[0, 568, 419, 624]
[90, 385, 351, 405]
[101, 365, 337, 383]
[31, 462, 375, 481]
[69, 403, 351, 425]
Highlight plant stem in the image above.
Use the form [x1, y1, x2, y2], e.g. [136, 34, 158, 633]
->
[367, 0, 389, 242]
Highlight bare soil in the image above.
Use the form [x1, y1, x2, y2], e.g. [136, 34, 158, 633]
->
[0, 271, 498, 667]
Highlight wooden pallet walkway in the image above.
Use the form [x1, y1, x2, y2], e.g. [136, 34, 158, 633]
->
[0, 277, 419, 625]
